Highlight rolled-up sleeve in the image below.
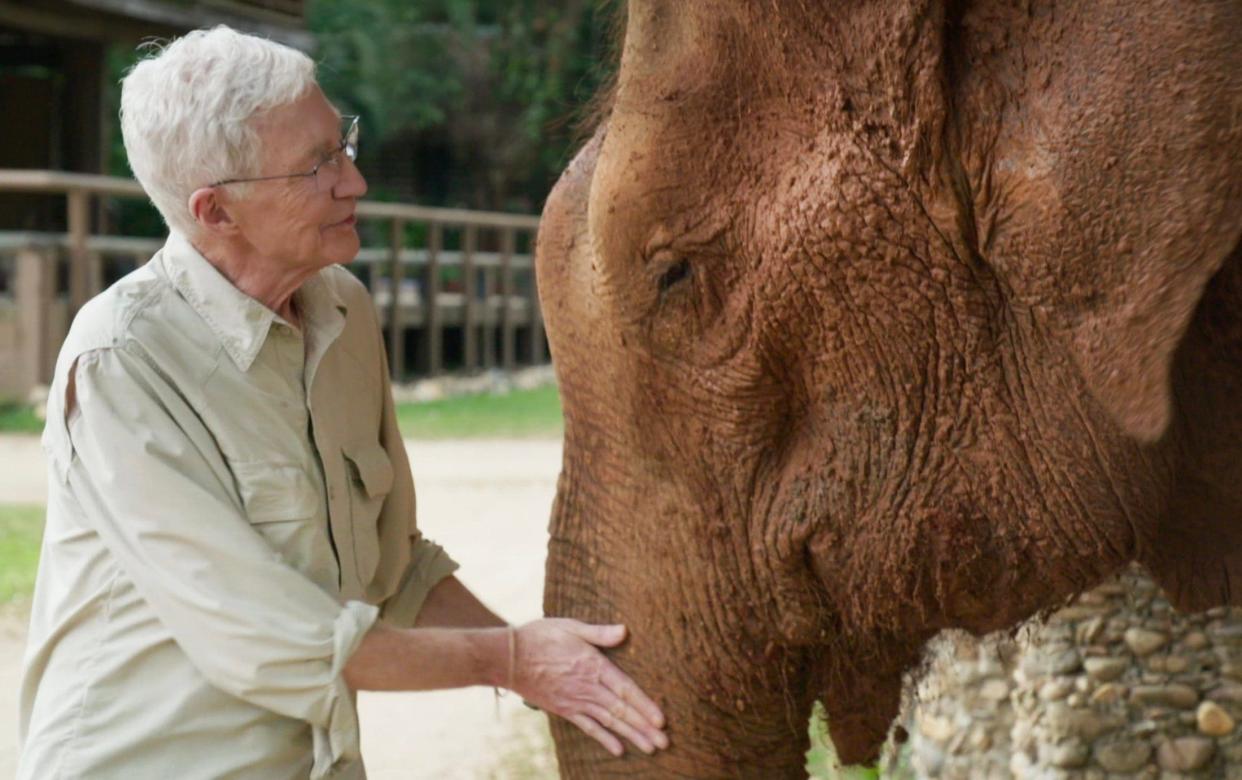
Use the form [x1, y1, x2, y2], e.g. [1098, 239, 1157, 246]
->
[379, 542, 459, 626]
[66, 346, 377, 778]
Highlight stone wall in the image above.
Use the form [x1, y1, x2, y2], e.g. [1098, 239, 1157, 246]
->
[902, 566, 1242, 778]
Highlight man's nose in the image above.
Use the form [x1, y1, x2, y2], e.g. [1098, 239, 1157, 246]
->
[333, 156, 368, 199]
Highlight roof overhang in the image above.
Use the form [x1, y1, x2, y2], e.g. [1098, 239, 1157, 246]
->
[0, 0, 313, 50]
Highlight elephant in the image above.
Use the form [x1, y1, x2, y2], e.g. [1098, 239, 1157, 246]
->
[535, 0, 1242, 775]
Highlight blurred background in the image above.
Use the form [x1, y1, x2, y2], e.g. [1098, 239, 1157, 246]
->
[0, 2, 624, 778]
[11, 5, 1231, 780]
[0, 3, 863, 777]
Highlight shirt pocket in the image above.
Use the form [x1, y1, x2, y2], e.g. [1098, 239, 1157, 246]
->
[232, 463, 319, 523]
[231, 462, 321, 573]
[341, 441, 394, 585]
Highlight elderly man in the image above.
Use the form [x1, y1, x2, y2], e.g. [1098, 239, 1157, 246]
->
[17, 25, 666, 780]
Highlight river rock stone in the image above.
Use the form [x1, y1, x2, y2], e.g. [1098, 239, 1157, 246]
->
[1084, 657, 1128, 682]
[1091, 683, 1126, 705]
[920, 714, 955, 742]
[1208, 683, 1242, 704]
[979, 678, 1010, 701]
[1077, 616, 1107, 645]
[1157, 736, 1215, 771]
[1198, 701, 1236, 736]
[966, 726, 991, 752]
[1040, 738, 1089, 769]
[1126, 628, 1169, 656]
[1056, 605, 1111, 622]
[1094, 739, 1153, 773]
[1047, 648, 1083, 675]
[1185, 631, 1209, 650]
[1040, 678, 1074, 701]
[1165, 655, 1191, 674]
[1059, 709, 1123, 741]
[1131, 683, 1199, 709]
[1095, 581, 1128, 598]
[1209, 621, 1242, 643]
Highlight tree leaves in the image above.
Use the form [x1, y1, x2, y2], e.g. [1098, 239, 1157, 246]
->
[307, 0, 621, 211]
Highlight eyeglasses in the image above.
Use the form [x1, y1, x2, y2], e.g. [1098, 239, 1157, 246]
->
[210, 114, 359, 191]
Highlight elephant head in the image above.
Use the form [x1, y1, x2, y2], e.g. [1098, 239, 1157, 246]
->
[537, 0, 1242, 773]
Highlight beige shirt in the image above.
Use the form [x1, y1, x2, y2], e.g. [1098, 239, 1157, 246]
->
[18, 232, 458, 780]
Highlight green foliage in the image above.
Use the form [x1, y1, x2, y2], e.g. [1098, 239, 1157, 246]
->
[308, 0, 622, 211]
[0, 504, 45, 604]
[101, 2, 624, 218]
[395, 384, 563, 439]
[807, 702, 882, 780]
[487, 0, 621, 205]
[0, 403, 44, 434]
[308, 0, 468, 140]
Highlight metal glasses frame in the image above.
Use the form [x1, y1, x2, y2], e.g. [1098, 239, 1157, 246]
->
[209, 114, 359, 189]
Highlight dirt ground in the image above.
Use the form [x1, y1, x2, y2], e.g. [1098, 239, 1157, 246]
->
[0, 435, 562, 780]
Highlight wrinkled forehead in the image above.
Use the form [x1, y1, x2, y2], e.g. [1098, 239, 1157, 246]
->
[250, 88, 342, 172]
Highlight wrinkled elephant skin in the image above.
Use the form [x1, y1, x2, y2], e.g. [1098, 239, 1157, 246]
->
[537, 1, 1242, 774]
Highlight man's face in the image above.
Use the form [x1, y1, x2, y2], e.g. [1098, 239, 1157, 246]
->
[226, 87, 367, 271]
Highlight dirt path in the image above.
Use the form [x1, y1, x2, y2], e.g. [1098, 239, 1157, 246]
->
[0, 437, 562, 780]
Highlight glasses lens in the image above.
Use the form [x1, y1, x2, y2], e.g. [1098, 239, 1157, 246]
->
[344, 116, 359, 160]
[314, 117, 359, 192]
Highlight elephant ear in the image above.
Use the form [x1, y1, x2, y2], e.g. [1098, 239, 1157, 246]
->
[968, 6, 1242, 443]
[1037, 235, 1232, 444]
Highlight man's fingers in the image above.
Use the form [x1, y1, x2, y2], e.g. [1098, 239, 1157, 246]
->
[602, 664, 667, 731]
[567, 621, 627, 647]
[585, 702, 655, 754]
[568, 712, 624, 757]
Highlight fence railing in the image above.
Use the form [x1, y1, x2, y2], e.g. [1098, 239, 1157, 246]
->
[0, 169, 545, 400]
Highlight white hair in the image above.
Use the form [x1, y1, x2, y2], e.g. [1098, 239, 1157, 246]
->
[119, 25, 317, 237]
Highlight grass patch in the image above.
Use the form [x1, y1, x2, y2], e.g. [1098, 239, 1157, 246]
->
[396, 385, 563, 439]
[807, 702, 880, 779]
[0, 403, 44, 434]
[0, 504, 45, 605]
[808, 702, 911, 779]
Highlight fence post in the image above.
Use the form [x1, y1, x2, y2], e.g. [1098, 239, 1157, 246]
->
[462, 225, 478, 372]
[66, 188, 100, 316]
[387, 218, 405, 380]
[500, 227, 515, 371]
[16, 245, 55, 394]
[423, 222, 442, 376]
[481, 261, 496, 370]
[526, 230, 546, 364]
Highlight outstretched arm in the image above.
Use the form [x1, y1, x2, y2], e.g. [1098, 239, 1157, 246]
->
[345, 583, 669, 757]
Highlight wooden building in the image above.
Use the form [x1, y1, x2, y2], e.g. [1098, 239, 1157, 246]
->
[0, 0, 310, 231]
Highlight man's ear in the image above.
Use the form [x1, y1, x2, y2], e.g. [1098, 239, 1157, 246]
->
[187, 187, 239, 236]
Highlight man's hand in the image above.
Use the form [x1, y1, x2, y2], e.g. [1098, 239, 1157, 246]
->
[511, 619, 668, 757]
[345, 579, 668, 757]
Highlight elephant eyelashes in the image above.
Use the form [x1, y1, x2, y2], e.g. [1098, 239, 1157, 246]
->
[657, 258, 691, 293]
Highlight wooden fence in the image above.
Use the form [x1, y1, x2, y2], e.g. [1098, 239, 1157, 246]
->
[0, 169, 545, 400]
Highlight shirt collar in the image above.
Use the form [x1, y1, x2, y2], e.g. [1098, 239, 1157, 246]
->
[160, 231, 347, 372]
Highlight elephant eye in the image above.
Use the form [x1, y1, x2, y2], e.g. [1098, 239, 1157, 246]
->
[657, 258, 691, 293]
